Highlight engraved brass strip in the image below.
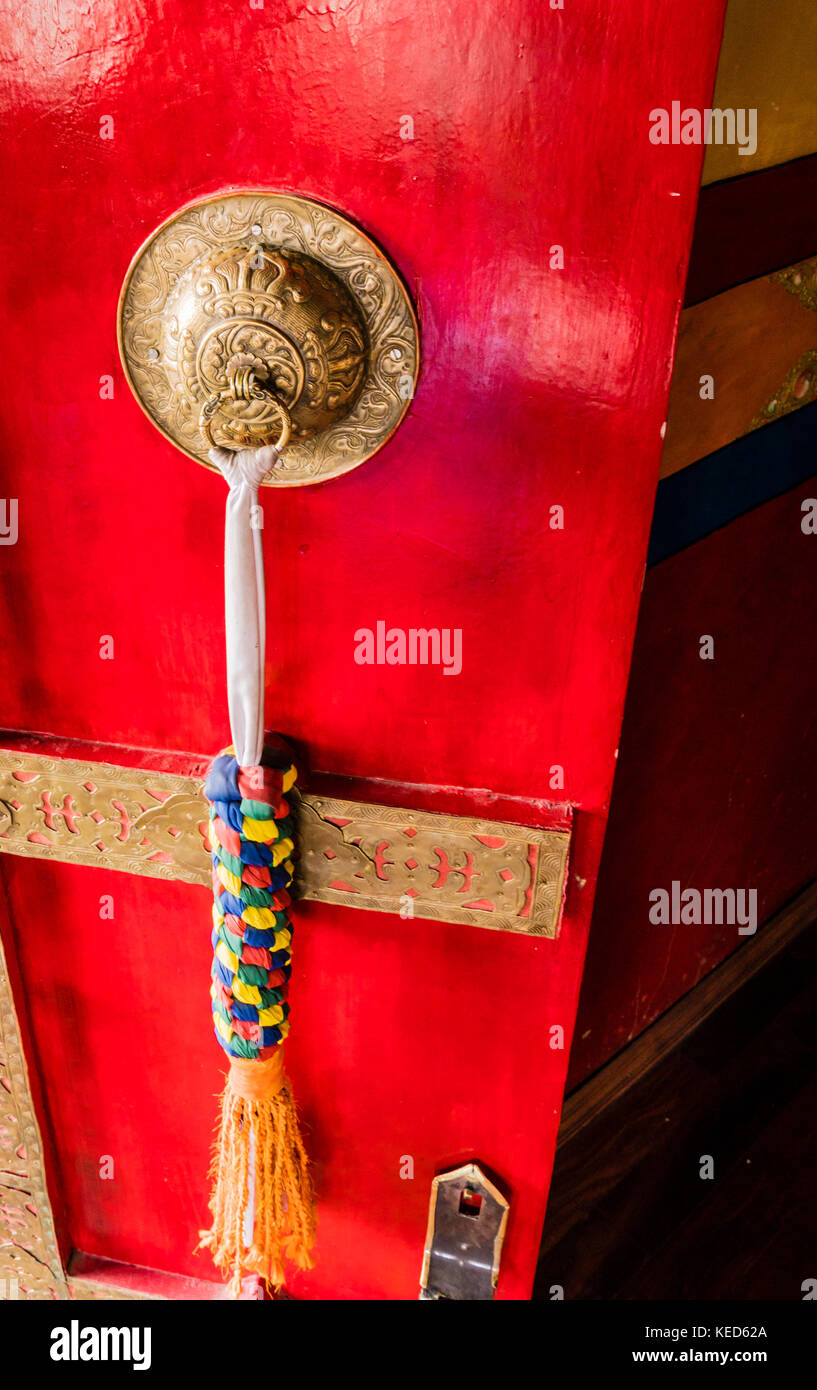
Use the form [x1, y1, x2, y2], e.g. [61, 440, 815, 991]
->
[0, 922, 68, 1300]
[0, 750, 568, 938]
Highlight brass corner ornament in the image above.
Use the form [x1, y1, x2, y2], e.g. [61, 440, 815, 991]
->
[118, 191, 419, 485]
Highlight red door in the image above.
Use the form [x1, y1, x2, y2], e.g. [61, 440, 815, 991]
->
[0, 0, 727, 1299]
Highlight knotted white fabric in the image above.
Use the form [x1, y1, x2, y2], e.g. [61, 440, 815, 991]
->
[209, 444, 280, 768]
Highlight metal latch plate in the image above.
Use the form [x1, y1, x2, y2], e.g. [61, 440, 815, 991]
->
[420, 1162, 509, 1300]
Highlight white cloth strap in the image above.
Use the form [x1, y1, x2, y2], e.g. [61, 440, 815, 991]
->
[209, 445, 279, 768]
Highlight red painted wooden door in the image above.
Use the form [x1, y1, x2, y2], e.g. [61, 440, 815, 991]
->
[0, 0, 726, 1298]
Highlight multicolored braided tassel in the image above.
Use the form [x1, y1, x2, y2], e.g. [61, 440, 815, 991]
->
[197, 743, 316, 1291]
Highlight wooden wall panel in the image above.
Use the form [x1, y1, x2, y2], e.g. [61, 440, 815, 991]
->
[684, 155, 817, 306]
[568, 477, 817, 1086]
[662, 260, 817, 479]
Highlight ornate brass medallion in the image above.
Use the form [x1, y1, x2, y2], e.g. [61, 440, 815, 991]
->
[118, 191, 419, 485]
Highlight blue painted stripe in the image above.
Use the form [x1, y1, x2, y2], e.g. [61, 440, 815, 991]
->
[647, 401, 817, 567]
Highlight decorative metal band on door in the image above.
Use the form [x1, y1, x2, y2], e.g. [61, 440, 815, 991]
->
[0, 750, 569, 938]
[0, 748, 569, 1298]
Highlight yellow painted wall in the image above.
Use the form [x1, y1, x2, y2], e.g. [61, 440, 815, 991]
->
[702, 0, 817, 184]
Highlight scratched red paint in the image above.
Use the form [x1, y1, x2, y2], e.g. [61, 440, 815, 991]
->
[0, 0, 726, 1296]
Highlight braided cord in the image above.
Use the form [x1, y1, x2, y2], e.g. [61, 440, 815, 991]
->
[205, 750, 297, 1061]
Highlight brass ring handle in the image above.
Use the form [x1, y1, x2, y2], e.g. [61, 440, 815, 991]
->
[199, 358, 292, 454]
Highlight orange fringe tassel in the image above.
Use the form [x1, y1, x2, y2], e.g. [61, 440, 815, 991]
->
[198, 1052, 316, 1295]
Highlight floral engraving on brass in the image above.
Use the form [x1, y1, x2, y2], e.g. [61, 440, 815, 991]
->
[0, 751, 569, 938]
[168, 243, 367, 451]
[118, 191, 419, 485]
[0, 928, 68, 1299]
[297, 796, 568, 937]
[0, 753, 212, 888]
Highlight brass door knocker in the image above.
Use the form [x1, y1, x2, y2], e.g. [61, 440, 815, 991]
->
[118, 191, 419, 486]
[199, 351, 292, 453]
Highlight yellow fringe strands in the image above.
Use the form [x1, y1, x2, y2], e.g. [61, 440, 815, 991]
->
[200, 1053, 316, 1293]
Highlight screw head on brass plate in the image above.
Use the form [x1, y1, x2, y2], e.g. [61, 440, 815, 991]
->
[118, 191, 419, 486]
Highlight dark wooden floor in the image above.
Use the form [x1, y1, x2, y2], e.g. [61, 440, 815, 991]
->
[534, 913, 817, 1300]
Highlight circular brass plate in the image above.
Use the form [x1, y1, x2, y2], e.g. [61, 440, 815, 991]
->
[118, 190, 419, 486]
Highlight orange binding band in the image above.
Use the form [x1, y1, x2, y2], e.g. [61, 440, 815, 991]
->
[228, 1051, 287, 1103]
